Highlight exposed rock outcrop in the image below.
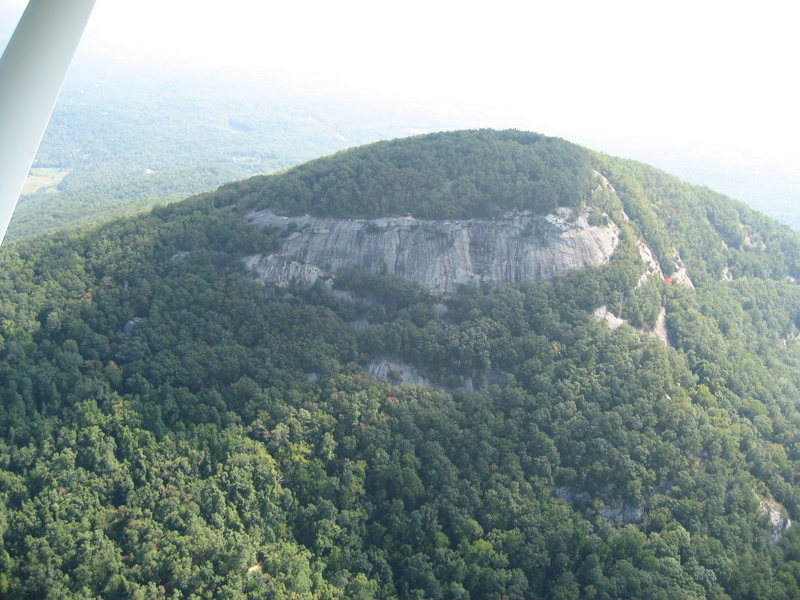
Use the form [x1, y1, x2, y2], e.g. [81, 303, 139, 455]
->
[636, 241, 664, 288]
[671, 250, 695, 289]
[593, 305, 669, 345]
[649, 308, 669, 344]
[555, 486, 643, 524]
[366, 359, 431, 387]
[759, 495, 792, 544]
[243, 207, 619, 293]
[593, 305, 626, 330]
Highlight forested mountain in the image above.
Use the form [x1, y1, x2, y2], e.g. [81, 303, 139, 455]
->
[3, 129, 800, 599]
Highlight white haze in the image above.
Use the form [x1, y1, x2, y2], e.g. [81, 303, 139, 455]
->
[1, 0, 798, 223]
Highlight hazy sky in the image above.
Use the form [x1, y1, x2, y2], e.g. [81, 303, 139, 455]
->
[1, 0, 798, 174]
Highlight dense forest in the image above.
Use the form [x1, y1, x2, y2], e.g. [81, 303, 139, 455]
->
[224, 130, 595, 219]
[3, 130, 800, 598]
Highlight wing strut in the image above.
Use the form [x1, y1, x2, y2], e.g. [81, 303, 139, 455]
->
[0, 0, 96, 244]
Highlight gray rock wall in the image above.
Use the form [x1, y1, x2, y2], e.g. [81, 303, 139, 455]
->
[244, 208, 619, 293]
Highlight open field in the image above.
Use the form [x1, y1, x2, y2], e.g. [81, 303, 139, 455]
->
[21, 167, 70, 195]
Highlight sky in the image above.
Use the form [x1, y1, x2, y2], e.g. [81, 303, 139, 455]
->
[1, 0, 798, 178]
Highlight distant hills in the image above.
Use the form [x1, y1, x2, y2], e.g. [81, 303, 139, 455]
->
[6, 64, 464, 240]
[3, 130, 800, 598]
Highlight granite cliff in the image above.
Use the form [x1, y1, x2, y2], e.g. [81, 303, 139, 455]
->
[242, 206, 619, 293]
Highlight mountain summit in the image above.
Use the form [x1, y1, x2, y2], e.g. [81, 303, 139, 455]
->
[221, 130, 595, 219]
[2, 130, 800, 598]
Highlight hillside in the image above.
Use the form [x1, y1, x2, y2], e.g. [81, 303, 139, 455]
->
[2, 130, 800, 599]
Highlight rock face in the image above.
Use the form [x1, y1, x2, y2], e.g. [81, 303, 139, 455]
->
[243, 207, 619, 293]
[366, 359, 431, 387]
[759, 495, 792, 544]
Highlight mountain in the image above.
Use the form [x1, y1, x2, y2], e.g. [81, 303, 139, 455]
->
[3, 129, 800, 599]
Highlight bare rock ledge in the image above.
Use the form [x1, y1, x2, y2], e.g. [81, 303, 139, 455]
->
[243, 207, 619, 294]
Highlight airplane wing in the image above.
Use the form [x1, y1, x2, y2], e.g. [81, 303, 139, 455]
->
[0, 0, 96, 244]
